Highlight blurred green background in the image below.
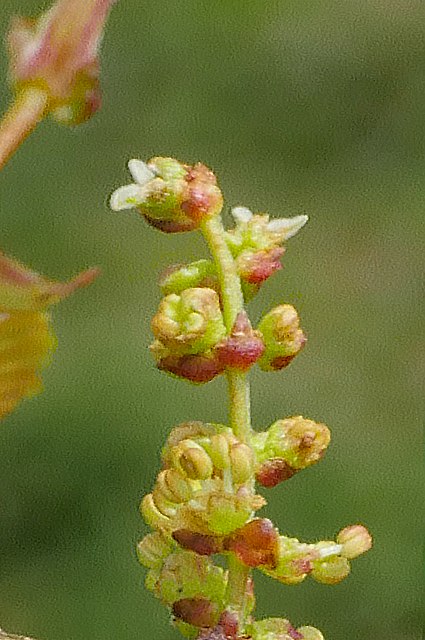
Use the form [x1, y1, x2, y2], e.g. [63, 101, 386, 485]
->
[0, 1, 423, 639]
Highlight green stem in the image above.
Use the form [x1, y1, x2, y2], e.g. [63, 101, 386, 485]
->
[201, 214, 253, 631]
[0, 87, 48, 172]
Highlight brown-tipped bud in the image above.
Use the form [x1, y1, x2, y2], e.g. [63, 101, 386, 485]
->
[110, 158, 223, 233]
[225, 518, 279, 568]
[336, 525, 372, 559]
[136, 531, 173, 569]
[253, 416, 330, 477]
[151, 288, 225, 357]
[157, 352, 224, 383]
[179, 444, 214, 480]
[216, 311, 265, 371]
[229, 443, 254, 485]
[311, 554, 350, 585]
[156, 469, 193, 504]
[257, 305, 306, 371]
[172, 597, 220, 628]
[172, 529, 223, 556]
[255, 458, 297, 488]
[237, 247, 285, 285]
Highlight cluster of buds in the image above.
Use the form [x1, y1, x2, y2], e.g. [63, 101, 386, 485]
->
[109, 157, 372, 639]
[0, 251, 98, 420]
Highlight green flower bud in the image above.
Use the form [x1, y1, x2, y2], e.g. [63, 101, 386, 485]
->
[179, 444, 214, 481]
[311, 554, 351, 585]
[336, 525, 372, 559]
[151, 288, 225, 357]
[253, 416, 331, 480]
[159, 260, 217, 296]
[297, 627, 325, 640]
[257, 305, 306, 371]
[154, 550, 226, 608]
[156, 469, 193, 504]
[137, 531, 173, 569]
[140, 493, 172, 532]
[207, 434, 231, 470]
[110, 158, 223, 233]
[229, 443, 254, 485]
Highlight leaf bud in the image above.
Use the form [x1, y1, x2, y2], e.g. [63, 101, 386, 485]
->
[257, 305, 306, 371]
[225, 518, 279, 568]
[229, 443, 254, 485]
[155, 469, 193, 504]
[151, 288, 226, 357]
[216, 311, 265, 371]
[159, 260, 218, 296]
[336, 524, 372, 559]
[136, 531, 173, 570]
[172, 597, 220, 628]
[110, 158, 223, 233]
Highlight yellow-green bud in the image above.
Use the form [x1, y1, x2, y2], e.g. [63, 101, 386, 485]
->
[311, 554, 350, 585]
[137, 531, 173, 569]
[337, 525, 372, 559]
[179, 445, 214, 480]
[152, 487, 179, 518]
[230, 443, 254, 484]
[207, 434, 231, 470]
[258, 304, 306, 371]
[140, 493, 172, 532]
[297, 627, 325, 640]
[156, 469, 193, 504]
[151, 288, 225, 357]
[159, 260, 217, 296]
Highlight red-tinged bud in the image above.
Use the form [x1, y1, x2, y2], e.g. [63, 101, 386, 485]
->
[255, 458, 297, 488]
[172, 529, 223, 556]
[237, 247, 285, 285]
[216, 312, 265, 371]
[225, 518, 279, 568]
[157, 352, 224, 384]
[257, 305, 306, 372]
[172, 597, 220, 628]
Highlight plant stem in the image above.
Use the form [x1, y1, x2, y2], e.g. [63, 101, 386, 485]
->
[0, 87, 48, 171]
[201, 214, 253, 631]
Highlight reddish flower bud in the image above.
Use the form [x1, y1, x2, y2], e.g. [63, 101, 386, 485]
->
[255, 458, 297, 488]
[225, 518, 279, 568]
[237, 247, 285, 285]
[172, 597, 220, 628]
[216, 312, 265, 371]
[172, 529, 223, 556]
[157, 353, 224, 383]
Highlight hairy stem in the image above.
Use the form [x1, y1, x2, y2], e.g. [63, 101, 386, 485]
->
[0, 87, 48, 171]
[201, 214, 253, 631]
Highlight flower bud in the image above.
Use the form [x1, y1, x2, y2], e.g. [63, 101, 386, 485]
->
[311, 554, 351, 585]
[159, 260, 218, 296]
[140, 493, 172, 532]
[155, 469, 193, 504]
[261, 536, 317, 585]
[156, 352, 224, 383]
[336, 525, 372, 559]
[179, 445, 214, 481]
[8, 0, 115, 125]
[255, 458, 297, 488]
[297, 627, 324, 640]
[254, 416, 331, 478]
[257, 305, 306, 371]
[172, 597, 220, 628]
[229, 443, 254, 485]
[225, 518, 279, 568]
[110, 158, 223, 233]
[250, 617, 305, 640]
[172, 529, 223, 556]
[236, 247, 285, 285]
[137, 531, 173, 570]
[207, 434, 231, 470]
[216, 312, 265, 371]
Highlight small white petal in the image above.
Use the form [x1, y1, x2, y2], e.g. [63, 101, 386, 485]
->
[231, 206, 253, 223]
[110, 184, 145, 211]
[318, 544, 343, 559]
[267, 214, 308, 238]
[128, 159, 155, 185]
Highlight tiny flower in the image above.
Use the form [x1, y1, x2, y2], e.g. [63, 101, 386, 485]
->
[110, 157, 223, 233]
[257, 304, 306, 371]
[8, 0, 116, 125]
[0, 251, 98, 420]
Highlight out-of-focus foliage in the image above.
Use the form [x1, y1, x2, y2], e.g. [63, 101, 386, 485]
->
[0, 1, 423, 639]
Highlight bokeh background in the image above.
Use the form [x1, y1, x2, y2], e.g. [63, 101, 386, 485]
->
[0, 1, 423, 639]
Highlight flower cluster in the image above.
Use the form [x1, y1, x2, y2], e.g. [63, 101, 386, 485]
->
[110, 157, 372, 639]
